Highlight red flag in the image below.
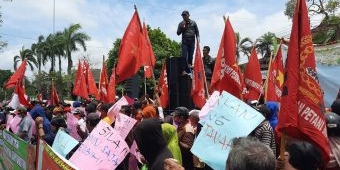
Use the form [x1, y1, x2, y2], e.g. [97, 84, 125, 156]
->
[191, 41, 206, 108]
[73, 61, 89, 100]
[51, 82, 59, 106]
[141, 22, 156, 79]
[277, 0, 330, 163]
[97, 57, 109, 103]
[209, 18, 244, 99]
[5, 60, 27, 89]
[107, 68, 116, 103]
[158, 62, 169, 108]
[116, 10, 143, 83]
[265, 44, 284, 102]
[15, 81, 32, 108]
[243, 48, 263, 101]
[84, 61, 98, 98]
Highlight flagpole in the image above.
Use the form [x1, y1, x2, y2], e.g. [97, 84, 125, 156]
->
[279, 130, 286, 161]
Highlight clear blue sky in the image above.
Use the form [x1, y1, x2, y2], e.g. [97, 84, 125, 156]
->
[0, 0, 323, 78]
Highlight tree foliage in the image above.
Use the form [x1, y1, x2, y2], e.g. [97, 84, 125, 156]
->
[284, 0, 340, 19]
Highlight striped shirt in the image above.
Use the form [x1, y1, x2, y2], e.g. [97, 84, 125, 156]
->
[252, 121, 277, 156]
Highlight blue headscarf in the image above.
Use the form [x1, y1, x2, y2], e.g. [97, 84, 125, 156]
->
[265, 101, 279, 131]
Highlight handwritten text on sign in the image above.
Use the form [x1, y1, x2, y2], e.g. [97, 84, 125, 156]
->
[114, 113, 137, 139]
[191, 91, 264, 170]
[69, 120, 129, 170]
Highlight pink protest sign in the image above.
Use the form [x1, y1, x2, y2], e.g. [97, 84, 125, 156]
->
[199, 91, 220, 120]
[114, 113, 137, 139]
[107, 96, 129, 122]
[69, 120, 130, 170]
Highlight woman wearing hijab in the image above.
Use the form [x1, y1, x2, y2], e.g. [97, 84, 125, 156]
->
[162, 123, 182, 165]
[133, 118, 173, 170]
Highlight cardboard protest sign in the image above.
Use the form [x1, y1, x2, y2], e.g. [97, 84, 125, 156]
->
[114, 113, 137, 139]
[191, 91, 265, 170]
[69, 120, 130, 170]
[52, 129, 79, 158]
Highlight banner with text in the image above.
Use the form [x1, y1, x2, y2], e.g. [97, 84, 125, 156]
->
[0, 130, 35, 170]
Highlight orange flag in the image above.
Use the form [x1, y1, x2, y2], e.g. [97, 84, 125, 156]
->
[209, 18, 244, 99]
[141, 22, 156, 79]
[191, 41, 206, 108]
[116, 10, 143, 83]
[97, 57, 109, 103]
[51, 82, 59, 106]
[158, 62, 169, 108]
[243, 48, 263, 101]
[277, 0, 330, 163]
[5, 60, 27, 89]
[73, 60, 89, 100]
[265, 44, 284, 102]
[84, 61, 98, 98]
[107, 68, 116, 103]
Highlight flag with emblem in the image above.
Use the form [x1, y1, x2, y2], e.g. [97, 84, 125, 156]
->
[116, 9, 143, 83]
[265, 44, 284, 102]
[209, 17, 244, 99]
[191, 41, 206, 108]
[277, 0, 330, 163]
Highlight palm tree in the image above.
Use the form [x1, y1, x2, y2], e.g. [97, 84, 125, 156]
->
[235, 32, 253, 61]
[45, 33, 64, 73]
[256, 32, 276, 59]
[256, 32, 276, 70]
[31, 35, 48, 74]
[14, 46, 37, 71]
[61, 23, 90, 75]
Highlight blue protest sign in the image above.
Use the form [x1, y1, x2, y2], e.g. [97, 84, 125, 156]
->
[52, 129, 79, 158]
[191, 91, 265, 170]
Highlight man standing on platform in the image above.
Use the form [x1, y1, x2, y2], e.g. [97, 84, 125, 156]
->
[177, 10, 199, 76]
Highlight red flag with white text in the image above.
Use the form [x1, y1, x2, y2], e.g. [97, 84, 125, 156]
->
[141, 22, 156, 79]
[158, 62, 169, 108]
[116, 10, 143, 83]
[244, 48, 263, 101]
[209, 18, 244, 99]
[191, 41, 206, 108]
[276, 0, 330, 163]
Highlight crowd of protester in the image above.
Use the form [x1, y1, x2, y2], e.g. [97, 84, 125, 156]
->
[0, 93, 339, 170]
